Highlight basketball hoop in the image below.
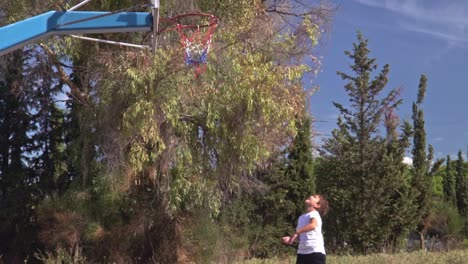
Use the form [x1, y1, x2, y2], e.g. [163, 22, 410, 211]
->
[160, 13, 218, 77]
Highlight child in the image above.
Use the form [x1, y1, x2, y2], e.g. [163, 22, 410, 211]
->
[282, 194, 329, 264]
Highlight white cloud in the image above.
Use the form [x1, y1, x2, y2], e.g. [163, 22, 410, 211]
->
[353, 0, 468, 46]
[402, 156, 413, 166]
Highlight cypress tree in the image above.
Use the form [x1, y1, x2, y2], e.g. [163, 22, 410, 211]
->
[411, 75, 430, 226]
[455, 150, 468, 216]
[443, 155, 456, 204]
[410, 75, 444, 250]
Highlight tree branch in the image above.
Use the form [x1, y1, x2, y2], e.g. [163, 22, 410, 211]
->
[38, 43, 90, 106]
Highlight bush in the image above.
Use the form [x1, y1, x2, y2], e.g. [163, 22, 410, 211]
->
[34, 246, 87, 264]
[425, 201, 465, 250]
[181, 209, 251, 263]
[218, 193, 297, 260]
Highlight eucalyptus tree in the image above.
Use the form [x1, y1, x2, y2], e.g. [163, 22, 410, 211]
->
[23, 0, 333, 261]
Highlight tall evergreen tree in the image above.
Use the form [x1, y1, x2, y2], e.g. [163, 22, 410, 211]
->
[30, 101, 67, 196]
[409, 75, 444, 250]
[455, 150, 468, 216]
[284, 115, 316, 222]
[410, 75, 430, 247]
[319, 32, 411, 253]
[0, 4, 76, 258]
[0, 51, 37, 260]
[243, 115, 316, 258]
[236, 116, 312, 257]
[443, 155, 456, 204]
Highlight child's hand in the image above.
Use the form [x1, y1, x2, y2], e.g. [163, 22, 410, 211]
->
[287, 233, 298, 244]
[281, 236, 290, 244]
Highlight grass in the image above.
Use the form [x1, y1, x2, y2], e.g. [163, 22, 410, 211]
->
[237, 250, 468, 264]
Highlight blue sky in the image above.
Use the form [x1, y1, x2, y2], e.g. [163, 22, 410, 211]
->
[312, 0, 468, 160]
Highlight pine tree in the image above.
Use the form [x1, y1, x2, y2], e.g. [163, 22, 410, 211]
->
[320, 32, 411, 253]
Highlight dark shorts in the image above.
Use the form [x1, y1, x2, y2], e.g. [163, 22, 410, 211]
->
[296, 252, 326, 264]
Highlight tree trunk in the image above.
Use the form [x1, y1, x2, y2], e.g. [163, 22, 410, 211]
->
[419, 231, 426, 251]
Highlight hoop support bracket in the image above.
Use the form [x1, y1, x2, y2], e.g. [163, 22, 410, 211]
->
[70, 35, 150, 50]
[151, 0, 160, 53]
[68, 0, 94, 11]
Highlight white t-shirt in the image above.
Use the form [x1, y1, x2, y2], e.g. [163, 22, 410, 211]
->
[296, 210, 325, 255]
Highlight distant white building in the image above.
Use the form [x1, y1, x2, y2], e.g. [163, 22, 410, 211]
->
[403, 157, 413, 166]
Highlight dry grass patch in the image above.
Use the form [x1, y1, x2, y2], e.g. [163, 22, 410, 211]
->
[237, 250, 468, 264]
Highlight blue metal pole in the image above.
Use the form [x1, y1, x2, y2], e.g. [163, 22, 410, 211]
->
[0, 11, 153, 56]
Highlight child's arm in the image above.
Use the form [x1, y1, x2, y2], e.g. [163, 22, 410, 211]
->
[295, 218, 317, 235]
[287, 218, 317, 244]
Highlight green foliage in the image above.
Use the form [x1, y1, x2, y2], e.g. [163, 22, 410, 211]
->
[93, 15, 312, 217]
[432, 173, 444, 197]
[409, 75, 440, 251]
[0, 0, 331, 261]
[219, 162, 295, 259]
[35, 175, 125, 259]
[217, 116, 316, 259]
[319, 32, 413, 253]
[182, 210, 251, 264]
[443, 156, 457, 204]
[182, 212, 222, 263]
[0, 50, 43, 260]
[411, 75, 431, 216]
[425, 201, 465, 249]
[284, 116, 316, 210]
[455, 151, 468, 216]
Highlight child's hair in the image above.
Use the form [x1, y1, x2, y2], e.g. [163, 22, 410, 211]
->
[316, 194, 329, 216]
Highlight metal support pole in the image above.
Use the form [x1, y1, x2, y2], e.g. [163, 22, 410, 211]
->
[70, 35, 150, 49]
[68, 0, 93, 11]
[151, 0, 160, 53]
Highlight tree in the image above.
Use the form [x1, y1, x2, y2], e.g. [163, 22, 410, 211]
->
[455, 150, 468, 216]
[284, 115, 316, 221]
[221, 115, 317, 259]
[443, 155, 456, 204]
[0, 50, 37, 261]
[319, 32, 411, 253]
[0, 0, 333, 261]
[24, 0, 333, 261]
[409, 74, 444, 251]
